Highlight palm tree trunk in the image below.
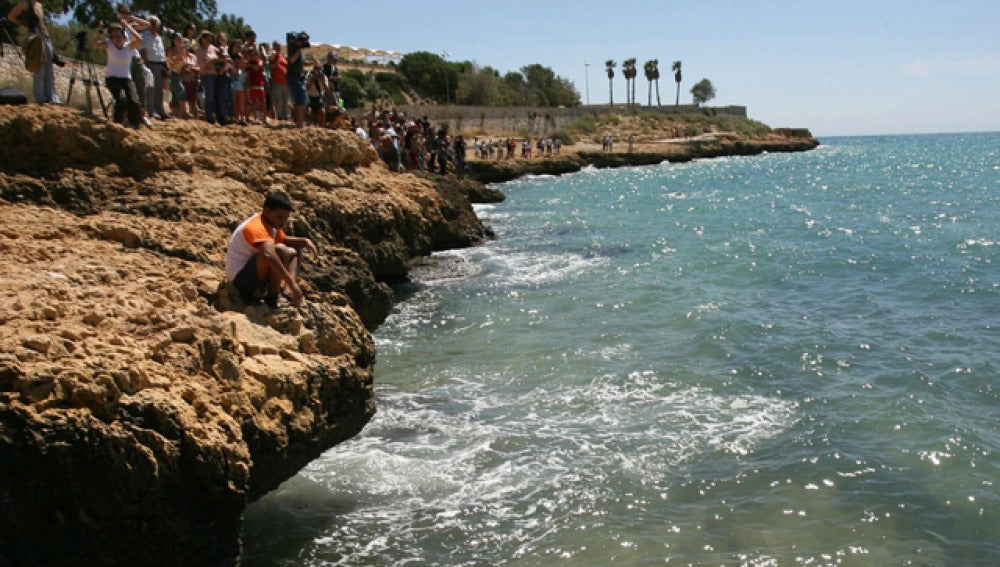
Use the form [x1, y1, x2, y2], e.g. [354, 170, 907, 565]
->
[675, 83, 680, 106]
[609, 79, 613, 108]
[655, 79, 661, 106]
[631, 80, 636, 109]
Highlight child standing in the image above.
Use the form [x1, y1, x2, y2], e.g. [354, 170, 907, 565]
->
[231, 53, 248, 126]
[247, 49, 268, 124]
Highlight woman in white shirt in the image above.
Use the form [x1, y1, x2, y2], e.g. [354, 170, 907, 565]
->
[92, 20, 144, 127]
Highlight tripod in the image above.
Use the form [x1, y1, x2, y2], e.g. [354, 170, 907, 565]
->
[65, 33, 109, 118]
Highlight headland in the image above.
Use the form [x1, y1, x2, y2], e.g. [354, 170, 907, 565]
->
[0, 102, 816, 565]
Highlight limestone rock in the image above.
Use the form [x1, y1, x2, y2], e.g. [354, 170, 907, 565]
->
[0, 105, 492, 566]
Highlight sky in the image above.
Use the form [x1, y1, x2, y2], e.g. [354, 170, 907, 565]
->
[216, 0, 1000, 137]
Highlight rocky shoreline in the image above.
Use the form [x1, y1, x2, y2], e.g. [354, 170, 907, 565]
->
[0, 105, 816, 565]
[464, 130, 820, 184]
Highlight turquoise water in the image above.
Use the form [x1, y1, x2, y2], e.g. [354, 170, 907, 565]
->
[243, 133, 1000, 566]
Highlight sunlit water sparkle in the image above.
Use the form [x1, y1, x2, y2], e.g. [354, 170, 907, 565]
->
[244, 133, 1000, 566]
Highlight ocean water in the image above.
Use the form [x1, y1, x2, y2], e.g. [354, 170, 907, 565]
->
[243, 133, 1000, 566]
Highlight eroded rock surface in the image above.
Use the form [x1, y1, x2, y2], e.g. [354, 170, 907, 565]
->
[0, 106, 492, 566]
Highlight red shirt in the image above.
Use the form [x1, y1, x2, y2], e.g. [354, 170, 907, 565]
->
[270, 53, 287, 86]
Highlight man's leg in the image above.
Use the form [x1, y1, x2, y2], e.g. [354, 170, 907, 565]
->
[253, 245, 299, 295]
[275, 244, 299, 282]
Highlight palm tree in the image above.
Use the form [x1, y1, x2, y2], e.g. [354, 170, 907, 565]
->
[644, 60, 660, 106]
[652, 60, 662, 106]
[605, 60, 616, 108]
[644, 60, 654, 107]
[672, 60, 682, 107]
[623, 58, 638, 108]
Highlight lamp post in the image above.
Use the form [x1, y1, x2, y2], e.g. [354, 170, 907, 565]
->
[441, 50, 451, 105]
[585, 61, 590, 106]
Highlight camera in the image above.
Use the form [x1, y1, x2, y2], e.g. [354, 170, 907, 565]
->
[74, 30, 89, 53]
[286, 31, 310, 51]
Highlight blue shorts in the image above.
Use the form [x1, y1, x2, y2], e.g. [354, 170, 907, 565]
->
[287, 77, 308, 106]
[232, 256, 265, 294]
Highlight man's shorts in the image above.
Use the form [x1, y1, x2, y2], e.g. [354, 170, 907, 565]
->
[232, 256, 265, 297]
[287, 77, 308, 106]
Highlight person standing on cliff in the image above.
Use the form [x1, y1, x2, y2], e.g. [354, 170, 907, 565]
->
[225, 191, 318, 307]
[7, 0, 62, 104]
[91, 20, 144, 127]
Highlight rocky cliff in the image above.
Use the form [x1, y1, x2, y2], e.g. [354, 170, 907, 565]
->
[0, 106, 491, 566]
[466, 130, 821, 184]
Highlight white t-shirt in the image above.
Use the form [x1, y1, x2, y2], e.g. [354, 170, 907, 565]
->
[105, 40, 137, 78]
[141, 30, 166, 63]
[224, 213, 286, 282]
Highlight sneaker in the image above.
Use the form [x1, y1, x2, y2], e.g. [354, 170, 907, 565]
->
[263, 293, 292, 308]
[142, 117, 154, 128]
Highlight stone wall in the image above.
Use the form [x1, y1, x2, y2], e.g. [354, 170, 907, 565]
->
[392, 103, 749, 136]
[2, 41, 746, 134]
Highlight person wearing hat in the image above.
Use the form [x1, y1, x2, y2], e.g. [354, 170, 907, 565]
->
[195, 29, 221, 123]
[225, 191, 318, 307]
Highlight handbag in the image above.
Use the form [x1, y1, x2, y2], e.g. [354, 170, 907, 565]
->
[23, 34, 44, 73]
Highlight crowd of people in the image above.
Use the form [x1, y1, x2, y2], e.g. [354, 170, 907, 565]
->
[8, 1, 581, 175]
[87, 3, 344, 129]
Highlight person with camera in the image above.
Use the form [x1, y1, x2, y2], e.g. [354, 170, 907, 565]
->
[285, 32, 309, 128]
[113, 4, 153, 127]
[91, 19, 143, 127]
[6, 0, 61, 104]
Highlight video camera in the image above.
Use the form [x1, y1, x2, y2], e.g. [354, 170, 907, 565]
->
[286, 31, 310, 51]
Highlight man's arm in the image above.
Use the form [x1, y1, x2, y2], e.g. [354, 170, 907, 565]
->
[6, 2, 25, 26]
[283, 236, 318, 256]
[122, 14, 150, 31]
[122, 20, 143, 50]
[259, 240, 304, 301]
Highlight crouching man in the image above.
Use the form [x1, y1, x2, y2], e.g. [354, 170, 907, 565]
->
[225, 191, 318, 307]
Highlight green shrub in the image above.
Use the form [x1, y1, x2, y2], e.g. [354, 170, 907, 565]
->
[548, 128, 576, 145]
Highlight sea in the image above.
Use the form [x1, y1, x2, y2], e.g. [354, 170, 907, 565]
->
[242, 133, 1000, 566]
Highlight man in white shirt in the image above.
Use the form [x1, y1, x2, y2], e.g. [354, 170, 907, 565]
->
[140, 15, 168, 119]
